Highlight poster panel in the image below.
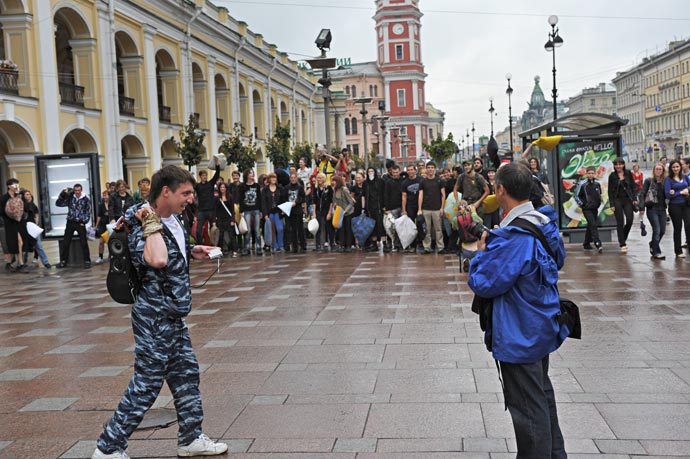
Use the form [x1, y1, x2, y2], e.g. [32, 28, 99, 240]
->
[558, 138, 619, 230]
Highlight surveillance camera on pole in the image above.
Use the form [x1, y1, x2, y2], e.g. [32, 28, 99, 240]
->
[307, 29, 336, 152]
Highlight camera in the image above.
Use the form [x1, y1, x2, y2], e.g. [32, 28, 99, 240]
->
[467, 221, 492, 239]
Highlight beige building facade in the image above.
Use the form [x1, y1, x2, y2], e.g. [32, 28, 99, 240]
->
[565, 83, 617, 116]
[0, 0, 319, 197]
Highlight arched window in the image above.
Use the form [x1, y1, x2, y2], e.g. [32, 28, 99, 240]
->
[344, 118, 350, 135]
[369, 85, 373, 97]
[345, 86, 350, 96]
[374, 85, 378, 97]
[351, 85, 356, 98]
[351, 118, 358, 135]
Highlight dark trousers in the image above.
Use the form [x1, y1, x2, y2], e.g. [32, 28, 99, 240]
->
[60, 220, 90, 263]
[668, 203, 690, 255]
[612, 197, 634, 247]
[500, 355, 566, 459]
[646, 206, 666, 256]
[288, 209, 306, 250]
[217, 223, 236, 253]
[97, 313, 203, 453]
[582, 208, 601, 246]
[315, 212, 335, 248]
[195, 210, 214, 244]
[338, 214, 353, 248]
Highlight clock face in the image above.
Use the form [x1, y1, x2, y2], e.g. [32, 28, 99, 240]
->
[392, 23, 404, 35]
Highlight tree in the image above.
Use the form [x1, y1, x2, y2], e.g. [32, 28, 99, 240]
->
[423, 132, 456, 166]
[266, 119, 291, 170]
[219, 123, 257, 173]
[173, 114, 206, 170]
[291, 142, 314, 167]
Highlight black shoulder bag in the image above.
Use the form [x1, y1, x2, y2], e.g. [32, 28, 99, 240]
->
[510, 218, 581, 339]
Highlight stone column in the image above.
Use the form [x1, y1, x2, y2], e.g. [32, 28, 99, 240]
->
[142, 25, 161, 171]
[34, 0, 60, 153]
[207, 57, 218, 155]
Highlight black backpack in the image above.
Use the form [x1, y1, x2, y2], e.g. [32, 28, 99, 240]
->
[106, 228, 141, 304]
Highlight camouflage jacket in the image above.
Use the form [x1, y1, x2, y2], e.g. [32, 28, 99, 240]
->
[126, 203, 192, 318]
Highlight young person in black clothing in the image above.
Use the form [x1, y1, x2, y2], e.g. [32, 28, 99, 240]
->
[95, 190, 110, 264]
[363, 167, 385, 252]
[383, 164, 403, 252]
[239, 169, 262, 256]
[109, 179, 135, 223]
[228, 170, 243, 252]
[418, 162, 447, 254]
[608, 158, 638, 253]
[194, 157, 221, 245]
[575, 166, 603, 253]
[286, 173, 307, 253]
[401, 165, 422, 252]
[214, 182, 237, 257]
[261, 173, 286, 253]
[311, 172, 334, 251]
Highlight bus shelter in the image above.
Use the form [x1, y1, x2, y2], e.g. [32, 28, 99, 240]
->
[519, 112, 628, 242]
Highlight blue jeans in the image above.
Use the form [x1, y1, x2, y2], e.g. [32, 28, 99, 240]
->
[268, 212, 284, 250]
[646, 207, 666, 256]
[33, 234, 50, 266]
[500, 355, 566, 459]
[243, 210, 261, 251]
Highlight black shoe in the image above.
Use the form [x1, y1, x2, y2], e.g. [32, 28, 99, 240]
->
[583, 244, 594, 250]
[438, 248, 450, 254]
[420, 249, 432, 255]
[57, 261, 67, 269]
[5, 262, 15, 272]
[256, 249, 263, 256]
[83, 261, 91, 269]
[44, 263, 52, 269]
[299, 247, 307, 253]
[18, 264, 30, 273]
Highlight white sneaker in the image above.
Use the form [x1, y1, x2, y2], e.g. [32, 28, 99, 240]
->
[92, 448, 130, 459]
[620, 245, 628, 253]
[178, 433, 228, 457]
[95, 257, 104, 265]
[677, 252, 686, 259]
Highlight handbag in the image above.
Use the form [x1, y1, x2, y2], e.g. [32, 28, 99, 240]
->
[540, 182, 555, 206]
[644, 180, 658, 207]
[332, 205, 345, 229]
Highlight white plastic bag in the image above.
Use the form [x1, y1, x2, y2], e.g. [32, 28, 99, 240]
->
[238, 217, 248, 234]
[383, 212, 396, 239]
[394, 215, 417, 249]
[208, 153, 227, 171]
[308, 218, 319, 235]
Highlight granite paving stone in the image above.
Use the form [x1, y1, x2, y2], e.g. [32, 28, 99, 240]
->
[1, 230, 690, 458]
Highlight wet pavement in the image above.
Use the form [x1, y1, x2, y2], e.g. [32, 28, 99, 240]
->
[1, 215, 690, 458]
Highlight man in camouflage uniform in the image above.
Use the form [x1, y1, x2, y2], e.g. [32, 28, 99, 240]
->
[93, 166, 227, 459]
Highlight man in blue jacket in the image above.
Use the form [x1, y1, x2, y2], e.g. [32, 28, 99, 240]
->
[468, 162, 568, 459]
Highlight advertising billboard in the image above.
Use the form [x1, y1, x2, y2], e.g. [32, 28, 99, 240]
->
[557, 138, 619, 230]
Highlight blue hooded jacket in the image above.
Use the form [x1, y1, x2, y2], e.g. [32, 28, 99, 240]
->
[468, 205, 568, 364]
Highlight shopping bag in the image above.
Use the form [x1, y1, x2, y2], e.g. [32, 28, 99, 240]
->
[352, 213, 375, 244]
[238, 217, 248, 234]
[207, 153, 227, 170]
[308, 218, 319, 235]
[26, 222, 43, 239]
[332, 205, 345, 229]
[394, 215, 417, 249]
[264, 218, 274, 247]
[209, 224, 220, 246]
[443, 193, 463, 221]
[383, 212, 396, 239]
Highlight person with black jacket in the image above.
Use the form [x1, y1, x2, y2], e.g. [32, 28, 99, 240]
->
[109, 179, 135, 223]
[261, 173, 286, 253]
[311, 172, 334, 251]
[56, 183, 92, 269]
[575, 166, 603, 253]
[213, 182, 237, 257]
[285, 173, 307, 253]
[640, 162, 667, 259]
[194, 157, 221, 244]
[239, 169, 262, 256]
[363, 167, 385, 251]
[607, 158, 638, 253]
[383, 165, 404, 252]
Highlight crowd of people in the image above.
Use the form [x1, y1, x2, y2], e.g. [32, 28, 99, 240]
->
[2, 147, 689, 272]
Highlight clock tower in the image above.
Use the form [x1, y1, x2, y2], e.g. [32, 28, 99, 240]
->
[374, 0, 428, 161]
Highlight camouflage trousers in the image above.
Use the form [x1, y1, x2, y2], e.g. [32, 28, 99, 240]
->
[97, 309, 203, 454]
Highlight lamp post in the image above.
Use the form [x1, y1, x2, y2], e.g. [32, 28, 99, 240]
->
[354, 94, 374, 169]
[307, 29, 336, 151]
[544, 15, 564, 121]
[466, 129, 470, 159]
[506, 73, 514, 152]
[471, 122, 476, 157]
[488, 97, 495, 137]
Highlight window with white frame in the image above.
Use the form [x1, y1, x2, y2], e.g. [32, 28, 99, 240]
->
[397, 89, 405, 107]
[395, 44, 404, 60]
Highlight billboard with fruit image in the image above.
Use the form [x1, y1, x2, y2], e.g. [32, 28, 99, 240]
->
[558, 138, 619, 230]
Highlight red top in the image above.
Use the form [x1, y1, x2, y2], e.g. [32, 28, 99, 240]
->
[632, 171, 644, 191]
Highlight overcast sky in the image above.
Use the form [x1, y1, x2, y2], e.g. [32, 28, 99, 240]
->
[217, 0, 689, 140]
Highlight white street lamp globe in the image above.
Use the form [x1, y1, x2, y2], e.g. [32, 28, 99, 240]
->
[548, 15, 559, 26]
[505, 72, 512, 81]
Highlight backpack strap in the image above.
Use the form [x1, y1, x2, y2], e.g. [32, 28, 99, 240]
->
[510, 217, 557, 263]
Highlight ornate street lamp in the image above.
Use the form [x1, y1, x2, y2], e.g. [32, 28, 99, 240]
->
[506, 73, 514, 152]
[544, 15, 564, 121]
[488, 97, 495, 137]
